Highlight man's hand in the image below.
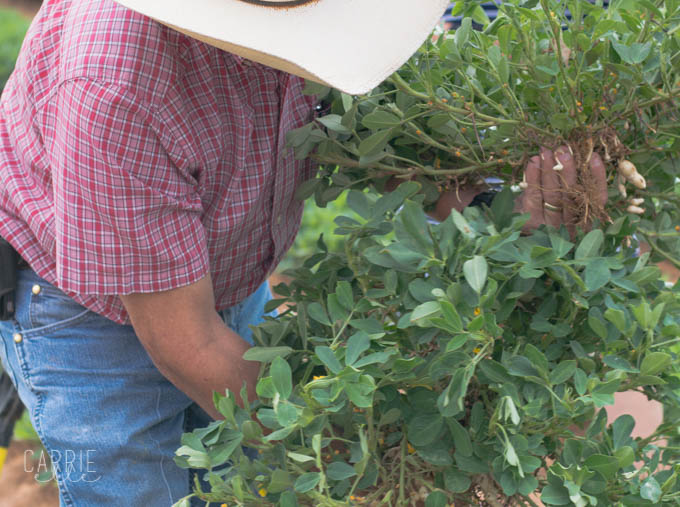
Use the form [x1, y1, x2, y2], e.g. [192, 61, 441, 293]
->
[516, 146, 608, 236]
[119, 274, 259, 420]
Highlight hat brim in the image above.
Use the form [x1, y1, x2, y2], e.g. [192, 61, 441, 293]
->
[113, 0, 449, 95]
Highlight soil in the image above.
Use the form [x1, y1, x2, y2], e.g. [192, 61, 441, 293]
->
[0, 440, 58, 507]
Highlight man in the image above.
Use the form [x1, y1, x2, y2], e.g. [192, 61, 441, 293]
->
[0, 0, 603, 505]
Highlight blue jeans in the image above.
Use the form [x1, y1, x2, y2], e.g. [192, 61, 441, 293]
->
[0, 268, 274, 506]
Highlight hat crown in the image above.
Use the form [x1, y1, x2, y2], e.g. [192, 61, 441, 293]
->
[113, 0, 450, 94]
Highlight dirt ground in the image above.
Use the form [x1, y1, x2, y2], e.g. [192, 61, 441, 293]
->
[0, 441, 58, 507]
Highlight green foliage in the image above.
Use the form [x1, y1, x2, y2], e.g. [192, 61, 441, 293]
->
[11, 408, 39, 442]
[0, 8, 30, 92]
[279, 193, 357, 271]
[176, 184, 680, 506]
[177, 1, 680, 505]
[288, 0, 680, 255]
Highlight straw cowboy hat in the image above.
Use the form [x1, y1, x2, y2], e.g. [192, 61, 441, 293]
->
[113, 0, 450, 95]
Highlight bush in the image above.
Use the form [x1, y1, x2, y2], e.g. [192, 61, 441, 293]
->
[0, 8, 30, 92]
[176, 1, 680, 505]
[279, 193, 356, 272]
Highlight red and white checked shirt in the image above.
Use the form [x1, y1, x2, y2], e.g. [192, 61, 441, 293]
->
[0, 0, 318, 324]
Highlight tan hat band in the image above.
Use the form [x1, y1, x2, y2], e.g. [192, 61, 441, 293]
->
[237, 0, 316, 6]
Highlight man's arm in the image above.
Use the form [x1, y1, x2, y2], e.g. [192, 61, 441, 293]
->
[119, 274, 259, 420]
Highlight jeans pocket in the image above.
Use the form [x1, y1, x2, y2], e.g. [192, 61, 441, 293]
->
[16, 271, 93, 337]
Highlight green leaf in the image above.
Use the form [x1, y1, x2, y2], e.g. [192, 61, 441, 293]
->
[640, 476, 662, 502]
[425, 490, 448, 507]
[604, 308, 627, 333]
[416, 445, 453, 466]
[549, 232, 574, 258]
[398, 200, 432, 254]
[439, 368, 473, 415]
[408, 414, 444, 447]
[317, 114, 351, 134]
[444, 468, 471, 493]
[268, 468, 293, 494]
[450, 209, 476, 239]
[411, 301, 441, 323]
[463, 255, 488, 294]
[524, 344, 548, 376]
[345, 376, 375, 408]
[349, 318, 385, 335]
[271, 356, 293, 399]
[504, 439, 522, 475]
[294, 472, 321, 493]
[584, 454, 620, 480]
[173, 495, 193, 507]
[315, 346, 343, 374]
[573, 368, 587, 396]
[243, 346, 293, 363]
[275, 401, 299, 427]
[362, 110, 402, 129]
[308, 302, 331, 326]
[478, 359, 512, 384]
[378, 408, 401, 427]
[439, 300, 463, 332]
[353, 350, 395, 368]
[507, 356, 540, 378]
[358, 129, 393, 157]
[336, 281, 354, 311]
[641, 352, 672, 376]
[541, 483, 571, 505]
[345, 331, 370, 366]
[295, 178, 321, 201]
[447, 418, 473, 457]
[456, 17, 472, 50]
[603, 355, 639, 373]
[327, 293, 348, 323]
[614, 446, 635, 469]
[279, 490, 299, 507]
[587, 308, 608, 340]
[288, 451, 315, 463]
[585, 258, 611, 291]
[326, 461, 357, 481]
[575, 230, 604, 259]
[550, 360, 577, 385]
[265, 426, 297, 442]
[613, 415, 635, 450]
[612, 41, 652, 65]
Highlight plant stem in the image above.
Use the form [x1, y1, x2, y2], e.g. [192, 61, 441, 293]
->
[639, 233, 680, 270]
[398, 433, 407, 507]
[539, 0, 583, 128]
[476, 474, 505, 507]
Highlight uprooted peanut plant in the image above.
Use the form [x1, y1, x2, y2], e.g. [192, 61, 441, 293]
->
[175, 1, 680, 506]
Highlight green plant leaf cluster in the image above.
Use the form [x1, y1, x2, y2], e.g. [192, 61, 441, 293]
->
[176, 184, 680, 506]
[0, 8, 30, 92]
[289, 0, 680, 260]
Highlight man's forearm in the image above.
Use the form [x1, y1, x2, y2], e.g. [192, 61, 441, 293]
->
[145, 312, 259, 419]
[119, 275, 260, 420]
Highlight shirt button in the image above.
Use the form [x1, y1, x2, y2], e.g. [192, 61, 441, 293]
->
[276, 215, 282, 225]
[13, 333, 23, 343]
[31, 284, 41, 295]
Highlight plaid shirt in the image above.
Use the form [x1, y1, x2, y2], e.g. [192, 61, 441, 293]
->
[0, 0, 318, 324]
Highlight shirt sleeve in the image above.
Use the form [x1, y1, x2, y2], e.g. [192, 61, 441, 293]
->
[46, 78, 209, 295]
